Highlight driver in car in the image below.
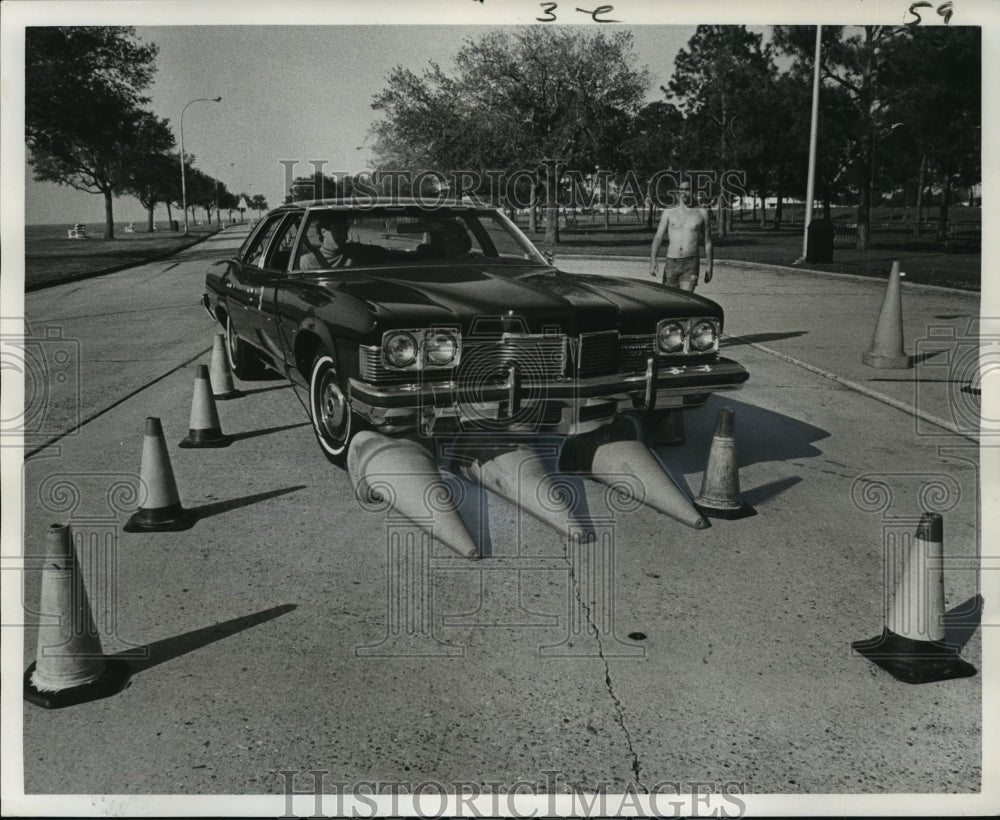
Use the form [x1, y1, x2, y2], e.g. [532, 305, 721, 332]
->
[300, 213, 385, 269]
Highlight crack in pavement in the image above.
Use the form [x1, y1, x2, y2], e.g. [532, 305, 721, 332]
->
[565, 547, 645, 791]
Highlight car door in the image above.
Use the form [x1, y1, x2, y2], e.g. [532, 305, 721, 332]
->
[226, 214, 286, 348]
[251, 211, 303, 373]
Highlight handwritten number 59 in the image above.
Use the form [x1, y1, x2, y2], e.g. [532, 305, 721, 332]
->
[906, 1, 953, 25]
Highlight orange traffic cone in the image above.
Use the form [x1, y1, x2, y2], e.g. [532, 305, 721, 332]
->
[24, 523, 131, 708]
[694, 408, 756, 520]
[560, 416, 708, 529]
[180, 364, 232, 448]
[459, 443, 592, 540]
[862, 261, 912, 369]
[124, 417, 196, 532]
[348, 431, 478, 558]
[852, 513, 976, 683]
[210, 332, 241, 399]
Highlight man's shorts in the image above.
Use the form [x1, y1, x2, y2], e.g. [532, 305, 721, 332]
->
[662, 255, 700, 290]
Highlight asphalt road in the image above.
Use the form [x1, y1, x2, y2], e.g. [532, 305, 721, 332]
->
[11, 229, 991, 811]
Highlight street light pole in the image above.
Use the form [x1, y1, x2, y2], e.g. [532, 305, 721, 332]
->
[179, 96, 221, 236]
[796, 26, 822, 264]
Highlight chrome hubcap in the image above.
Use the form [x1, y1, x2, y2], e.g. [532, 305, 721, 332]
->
[318, 372, 347, 439]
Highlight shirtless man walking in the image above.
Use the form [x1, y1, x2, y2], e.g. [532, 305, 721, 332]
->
[649, 181, 713, 291]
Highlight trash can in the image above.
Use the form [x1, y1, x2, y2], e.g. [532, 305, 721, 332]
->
[806, 218, 835, 263]
[171, 220, 180, 232]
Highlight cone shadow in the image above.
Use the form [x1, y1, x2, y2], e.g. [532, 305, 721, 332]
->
[721, 330, 808, 347]
[114, 604, 297, 672]
[234, 383, 292, 396]
[944, 594, 984, 651]
[442, 471, 494, 558]
[228, 422, 310, 442]
[188, 485, 306, 520]
[653, 395, 829, 474]
[741, 476, 803, 507]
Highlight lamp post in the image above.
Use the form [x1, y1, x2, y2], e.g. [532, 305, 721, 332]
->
[179, 96, 221, 236]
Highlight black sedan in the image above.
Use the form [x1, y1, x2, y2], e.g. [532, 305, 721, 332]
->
[203, 199, 748, 465]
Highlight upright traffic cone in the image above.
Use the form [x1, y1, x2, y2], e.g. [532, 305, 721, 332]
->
[560, 416, 708, 529]
[852, 513, 976, 684]
[210, 332, 241, 399]
[694, 408, 756, 520]
[24, 523, 131, 708]
[124, 417, 197, 532]
[348, 431, 478, 558]
[862, 261, 912, 369]
[458, 443, 592, 540]
[180, 365, 232, 448]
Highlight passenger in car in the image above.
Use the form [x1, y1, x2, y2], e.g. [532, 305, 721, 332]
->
[300, 213, 387, 269]
[423, 218, 472, 259]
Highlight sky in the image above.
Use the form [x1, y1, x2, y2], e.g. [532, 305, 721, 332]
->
[24, 24, 710, 224]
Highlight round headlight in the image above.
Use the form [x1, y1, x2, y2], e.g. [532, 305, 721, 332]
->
[689, 319, 718, 352]
[383, 332, 418, 368]
[425, 330, 458, 366]
[657, 321, 685, 353]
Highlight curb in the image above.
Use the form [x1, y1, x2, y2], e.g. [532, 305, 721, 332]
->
[25, 228, 228, 293]
[552, 253, 979, 296]
[727, 334, 978, 444]
[717, 258, 980, 297]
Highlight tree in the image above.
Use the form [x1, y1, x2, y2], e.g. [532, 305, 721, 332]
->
[774, 25, 909, 250]
[620, 101, 686, 228]
[185, 166, 218, 224]
[121, 114, 178, 231]
[251, 195, 269, 219]
[371, 28, 650, 242]
[26, 27, 161, 239]
[879, 26, 980, 240]
[665, 26, 776, 237]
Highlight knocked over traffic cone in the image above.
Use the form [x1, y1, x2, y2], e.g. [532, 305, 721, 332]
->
[459, 443, 592, 540]
[852, 513, 976, 684]
[348, 431, 478, 558]
[124, 417, 197, 532]
[694, 408, 756, 520]
[560, 416, 708, 529]
[180, 364, 232, 448]
[24, 523, 131, 708]
[862, 261, 912, 369]
[210, 332, 241, 399]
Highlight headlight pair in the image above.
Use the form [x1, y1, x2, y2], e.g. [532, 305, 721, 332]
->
[382, 328, 460, 369]
[655, 318, 719, 354]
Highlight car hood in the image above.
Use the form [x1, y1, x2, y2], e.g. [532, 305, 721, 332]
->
[317, 263, 721, 335]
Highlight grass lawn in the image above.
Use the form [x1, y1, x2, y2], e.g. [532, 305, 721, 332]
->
[525, 217, 980, 291]
[24, 225, 223, 290]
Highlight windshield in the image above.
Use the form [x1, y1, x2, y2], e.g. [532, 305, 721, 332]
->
[291, 207, 547, 271]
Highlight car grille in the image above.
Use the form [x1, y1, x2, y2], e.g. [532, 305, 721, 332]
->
[460, 333, 568, 381]
[360, 334, 569, 383]
[577, 331, 619, 377]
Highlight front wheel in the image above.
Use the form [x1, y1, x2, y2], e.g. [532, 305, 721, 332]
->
[309, 352, 365, 466]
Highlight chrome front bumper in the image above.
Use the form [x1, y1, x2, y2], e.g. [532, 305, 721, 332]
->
[349, 357, 749, 436]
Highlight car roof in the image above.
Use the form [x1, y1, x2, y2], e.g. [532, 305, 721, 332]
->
[285, 196, 496, 212]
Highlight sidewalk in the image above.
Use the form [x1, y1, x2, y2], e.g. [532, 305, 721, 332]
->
[557, 256, 982, 442]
